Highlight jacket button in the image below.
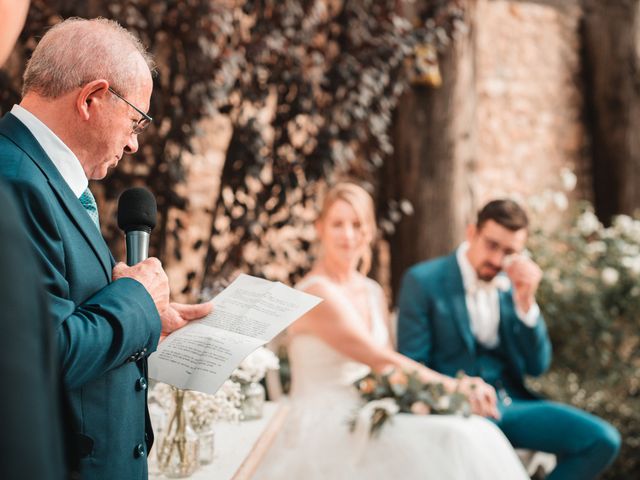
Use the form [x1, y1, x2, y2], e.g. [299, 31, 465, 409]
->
[136, 377, 148, 391]
[134, 443, 145, 458]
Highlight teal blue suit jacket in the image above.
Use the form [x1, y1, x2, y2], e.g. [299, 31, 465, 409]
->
[0, 113, 161, 479]
[397, 253, 551, 397]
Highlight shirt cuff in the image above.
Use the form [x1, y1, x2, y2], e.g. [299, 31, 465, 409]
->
[515, 302, 540, 327]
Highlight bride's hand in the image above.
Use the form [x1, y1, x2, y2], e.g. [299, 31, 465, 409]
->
[457, 376, 500, 419]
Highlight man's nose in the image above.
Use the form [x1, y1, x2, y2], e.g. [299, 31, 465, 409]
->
[124, 133, 139, 154]
[488, 250, 505, 267]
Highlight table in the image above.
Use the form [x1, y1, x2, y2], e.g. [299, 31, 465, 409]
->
[151, 401, 289, 480]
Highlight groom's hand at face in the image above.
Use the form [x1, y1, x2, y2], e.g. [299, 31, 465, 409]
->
[504, 255, 542, 314]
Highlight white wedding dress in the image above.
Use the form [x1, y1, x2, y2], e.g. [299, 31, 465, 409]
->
[254, 276, 529, 480]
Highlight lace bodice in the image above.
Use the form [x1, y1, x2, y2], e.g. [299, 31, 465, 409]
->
[288, 275, 389, 399]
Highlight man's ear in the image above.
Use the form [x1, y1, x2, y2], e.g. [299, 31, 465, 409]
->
[76, 79, 110, 121]
[465, 223, 477, 243]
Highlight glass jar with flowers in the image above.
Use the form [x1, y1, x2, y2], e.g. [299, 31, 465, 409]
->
[232, 347, 280, 420]
[186, 380, 243, 465]
[156, 388, 200, 478]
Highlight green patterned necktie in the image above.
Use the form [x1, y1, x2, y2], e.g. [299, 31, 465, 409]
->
[79, 187, 100, 230]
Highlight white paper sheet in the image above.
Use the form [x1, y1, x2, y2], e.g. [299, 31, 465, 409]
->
[148, 274, 321, 395]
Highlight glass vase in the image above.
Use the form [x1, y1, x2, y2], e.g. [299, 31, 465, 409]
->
[157, 389, 200, 478]
[195, 426, 215, 465]
[147, 401, 167, 476]
[241, 381, 265, 420]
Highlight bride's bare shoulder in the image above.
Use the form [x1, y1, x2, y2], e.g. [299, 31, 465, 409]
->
[297, 274, 334, 296]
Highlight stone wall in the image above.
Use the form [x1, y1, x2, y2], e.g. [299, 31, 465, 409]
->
[472, 0, 588, 223]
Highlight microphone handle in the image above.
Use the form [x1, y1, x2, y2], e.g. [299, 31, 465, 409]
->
[125, 231, 150, 266]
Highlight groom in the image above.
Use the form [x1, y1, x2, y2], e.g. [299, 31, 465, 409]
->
[397, 199, 620, 480]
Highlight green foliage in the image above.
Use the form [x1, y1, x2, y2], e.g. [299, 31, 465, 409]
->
[528, 203, 640, 478]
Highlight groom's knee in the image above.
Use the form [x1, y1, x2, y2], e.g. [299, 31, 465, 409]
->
[589, 421, 621, 467]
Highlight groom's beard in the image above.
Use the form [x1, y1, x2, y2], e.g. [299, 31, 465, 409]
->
[477, 262, 501, 281]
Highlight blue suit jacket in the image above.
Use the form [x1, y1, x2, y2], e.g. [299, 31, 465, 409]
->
[0, 112, 161, 479]
[397, 253, 551, 398]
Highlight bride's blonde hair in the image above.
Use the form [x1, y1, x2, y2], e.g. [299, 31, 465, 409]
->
[318, 182, 377, 275]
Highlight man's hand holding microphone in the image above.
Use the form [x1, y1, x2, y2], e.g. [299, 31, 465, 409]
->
[113, 187, 212, 342]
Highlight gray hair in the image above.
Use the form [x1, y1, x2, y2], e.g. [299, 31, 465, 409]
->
[22, 17, 155, 98]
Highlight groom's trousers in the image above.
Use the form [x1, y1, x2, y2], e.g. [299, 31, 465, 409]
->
[495, 398, 620, 480]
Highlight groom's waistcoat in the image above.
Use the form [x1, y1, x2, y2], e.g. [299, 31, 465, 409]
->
[396, 253, 552, 397]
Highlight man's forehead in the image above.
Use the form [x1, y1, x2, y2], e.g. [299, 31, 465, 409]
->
[478, 220, 528, 247]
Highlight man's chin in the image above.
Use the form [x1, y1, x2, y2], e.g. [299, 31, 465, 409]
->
[478, 271, 499, 282]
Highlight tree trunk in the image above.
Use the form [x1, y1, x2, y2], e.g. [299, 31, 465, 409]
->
[383, 0, 477, 300]
[582, 0, 640, 223]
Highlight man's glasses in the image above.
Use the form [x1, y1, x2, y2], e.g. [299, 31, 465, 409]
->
[479, 233, 517, 258]
[108, 86, 152, 134]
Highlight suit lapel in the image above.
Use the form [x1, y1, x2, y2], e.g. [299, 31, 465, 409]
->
[0, 113, 112, 281]
[497, 290, 519, 368]
[443, 254, 476, 355]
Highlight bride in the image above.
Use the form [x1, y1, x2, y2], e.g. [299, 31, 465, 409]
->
[255, 183, 529, 479]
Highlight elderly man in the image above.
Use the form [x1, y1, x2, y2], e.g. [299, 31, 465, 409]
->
[397, 199, 620, 480]
[0, 18, 210, 479]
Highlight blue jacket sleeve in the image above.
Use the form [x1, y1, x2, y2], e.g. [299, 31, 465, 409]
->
[10, 177, 161, 390]
[508, 310, 552, 377]
[397, 268, 432, 366]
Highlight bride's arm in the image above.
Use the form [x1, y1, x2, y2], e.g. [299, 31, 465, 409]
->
[294, 282, 457, 390]
[294, 281, 499, 418]
[373, 283, 499, 418]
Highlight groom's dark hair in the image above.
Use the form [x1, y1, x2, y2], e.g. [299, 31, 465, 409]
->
[476, 199, 529, 232]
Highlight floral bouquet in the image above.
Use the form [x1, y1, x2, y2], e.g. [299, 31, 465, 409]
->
[349, 369, 470, 438]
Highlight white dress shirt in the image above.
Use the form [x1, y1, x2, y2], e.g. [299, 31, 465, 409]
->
[456, 242, 540, 348]
[11, 104, 88, 197]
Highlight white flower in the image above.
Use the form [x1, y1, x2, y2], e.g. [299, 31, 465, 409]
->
[233, 347, 280, 384]
[621, 256, 640, 276]
[585, 241, 606, 256]
[613, 215, 634, 235]
[621, 243, 640, 257]
[577, 210, 602, 236]
[560, 168, 578, 192]
[553, 192, 569, 211]
[436, 396, 451, 411]
[601, 267, 619, 286]
[362, 398, 400, 416]
[528, 194, 547, 213]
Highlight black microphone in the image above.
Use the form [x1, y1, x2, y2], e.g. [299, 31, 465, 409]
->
[117, 187, 157, 266]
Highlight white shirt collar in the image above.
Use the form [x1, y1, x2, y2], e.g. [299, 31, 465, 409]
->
[11, 104, 88, 197]
[456, 242, 511, 293]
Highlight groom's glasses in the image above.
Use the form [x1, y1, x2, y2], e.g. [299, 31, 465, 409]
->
[479, 233, 517, 258]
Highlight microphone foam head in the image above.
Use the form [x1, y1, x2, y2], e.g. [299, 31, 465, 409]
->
[117, 187, 157, 233]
